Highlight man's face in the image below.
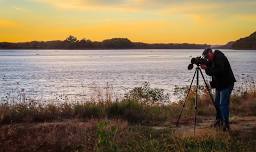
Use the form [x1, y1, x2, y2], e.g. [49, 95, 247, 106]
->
[207, 52, 214, 61]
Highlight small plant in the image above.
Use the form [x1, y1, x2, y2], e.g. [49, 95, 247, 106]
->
[96, 120, 119, 152]
[125, 82, 170, 104]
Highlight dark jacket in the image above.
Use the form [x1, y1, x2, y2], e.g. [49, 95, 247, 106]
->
[205, 50, 236, 90]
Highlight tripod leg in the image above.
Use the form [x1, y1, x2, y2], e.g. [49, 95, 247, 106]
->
[194, 68, 199, 135]
[198, 68, 218, 111]
[176, 70, 196, 127]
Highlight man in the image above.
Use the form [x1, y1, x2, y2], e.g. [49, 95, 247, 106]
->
[201, 48, 236, 131]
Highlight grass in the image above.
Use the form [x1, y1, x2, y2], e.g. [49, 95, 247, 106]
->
[1, 84, 256, 125]
[1, 83, 256, 151]
[1, 119, 256, 152]
[0, 99, 175, 125]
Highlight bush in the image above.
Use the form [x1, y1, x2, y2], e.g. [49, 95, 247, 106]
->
[96, 120, 119, 152]
[74, 103, 105, 119]
[107, 99, 146, 123]
[125, 82, 170, 104]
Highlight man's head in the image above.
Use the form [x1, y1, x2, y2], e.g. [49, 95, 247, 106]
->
[203, 48, 214, 61]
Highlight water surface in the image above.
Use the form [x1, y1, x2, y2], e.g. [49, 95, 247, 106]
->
[0, 49, 255, 103]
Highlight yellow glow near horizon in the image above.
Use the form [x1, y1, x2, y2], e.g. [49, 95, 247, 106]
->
[0, 0, 255, 44]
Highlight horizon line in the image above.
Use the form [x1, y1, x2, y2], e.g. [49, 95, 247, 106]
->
[0, 36, 228, 46]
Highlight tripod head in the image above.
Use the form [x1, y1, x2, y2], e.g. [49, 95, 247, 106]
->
[188, 56, 208, 70]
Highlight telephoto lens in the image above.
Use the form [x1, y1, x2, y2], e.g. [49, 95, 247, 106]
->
[188, 63, 194, 70]
[188, 56, 208, 70]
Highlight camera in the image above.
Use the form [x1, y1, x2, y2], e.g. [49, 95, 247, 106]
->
[188, 56, 208, 70]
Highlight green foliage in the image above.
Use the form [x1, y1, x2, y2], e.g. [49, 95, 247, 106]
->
[107, 99, 170, 124]
[107, 99, 147, 123]
[125, 82, 170, 104]
[178, 136, 229, 152]
[74, 103, 105, 119]
[102, 38, 133, 49]
[1, 84, 256, 125]
[96, 120, 119, 152]
[65, 35, 78, 44]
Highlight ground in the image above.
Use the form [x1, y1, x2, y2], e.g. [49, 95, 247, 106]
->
[173, 116, 256, 137]
[1, 116, 256, 152]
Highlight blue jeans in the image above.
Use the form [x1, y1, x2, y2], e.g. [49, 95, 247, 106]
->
[215, 84, 234, 125]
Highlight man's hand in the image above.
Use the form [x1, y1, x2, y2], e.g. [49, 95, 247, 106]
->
[200, 64, 207, 69]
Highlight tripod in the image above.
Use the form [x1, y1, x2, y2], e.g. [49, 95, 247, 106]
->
[176, 66, 217, 135]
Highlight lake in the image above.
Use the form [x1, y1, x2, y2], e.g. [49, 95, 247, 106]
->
[0, 49, 256, 103]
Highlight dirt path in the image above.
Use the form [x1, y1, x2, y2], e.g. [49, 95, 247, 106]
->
[169, 116, 256, 137]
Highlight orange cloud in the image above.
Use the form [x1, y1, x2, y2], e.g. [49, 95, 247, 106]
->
[35, 0, 141, 11]
[0, 19, 19, 28]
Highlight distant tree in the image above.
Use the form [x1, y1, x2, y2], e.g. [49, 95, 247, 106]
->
[79, 38, 93, 48]
[63, 35, 79, 49]
[102, 38, 134, 49]
[0, 35, 216, 50]
[65, 35, 78, 44]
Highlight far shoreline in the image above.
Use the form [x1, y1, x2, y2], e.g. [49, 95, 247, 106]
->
[1, 31, 256, 50]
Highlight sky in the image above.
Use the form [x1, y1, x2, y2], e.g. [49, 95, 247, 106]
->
[0, 0, 256, 44]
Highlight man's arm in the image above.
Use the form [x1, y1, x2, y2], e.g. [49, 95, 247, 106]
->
[205, 67, 213, 76]
[205, 56, 225, 76]
[201, 62, 213, 76]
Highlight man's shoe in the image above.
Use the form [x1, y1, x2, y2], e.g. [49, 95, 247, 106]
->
[223, 124, 230, 132]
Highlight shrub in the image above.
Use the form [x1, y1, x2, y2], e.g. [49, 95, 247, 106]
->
[74, 103, 105, 119]
[96, 120, 119, 152]
[124, 82, 170, 104]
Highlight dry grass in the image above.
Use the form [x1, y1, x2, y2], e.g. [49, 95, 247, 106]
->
[0, 119, 128, 152]
[1, 119, 256, 152]
[1, 84, 256, 151]
[1, 87, 256, 125]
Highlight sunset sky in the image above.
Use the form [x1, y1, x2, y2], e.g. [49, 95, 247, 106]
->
[0, 0, 255, 44]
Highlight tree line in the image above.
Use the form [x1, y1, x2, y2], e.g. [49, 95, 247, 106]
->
[0, 35, 210, 49]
